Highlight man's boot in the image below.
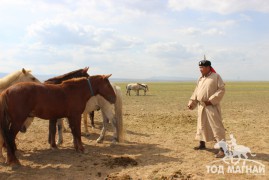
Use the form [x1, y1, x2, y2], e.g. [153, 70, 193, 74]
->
[194, 141, 206, 150]
[215, 147, 225, 158]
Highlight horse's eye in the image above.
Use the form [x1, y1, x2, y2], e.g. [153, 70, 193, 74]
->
[32, 77, 36, 81]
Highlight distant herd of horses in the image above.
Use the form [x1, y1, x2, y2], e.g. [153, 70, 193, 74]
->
[0, 67, 149, 167]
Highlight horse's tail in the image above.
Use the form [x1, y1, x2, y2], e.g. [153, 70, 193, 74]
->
[0, 94, 15, 156]
[114, 86, 124, 143]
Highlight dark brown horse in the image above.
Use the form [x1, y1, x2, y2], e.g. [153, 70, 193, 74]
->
[0, 75, 116, 166]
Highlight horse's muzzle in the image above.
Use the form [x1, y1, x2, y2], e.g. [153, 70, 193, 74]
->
[109, 96, 116, 104]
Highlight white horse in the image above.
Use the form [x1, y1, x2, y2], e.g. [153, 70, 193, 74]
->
[0, 68, 40, 163]
[126, 83, 149, 96]
[57, 84, 124, 144]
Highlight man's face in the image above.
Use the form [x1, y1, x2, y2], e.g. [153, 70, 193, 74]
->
[199, 66, 211, 76]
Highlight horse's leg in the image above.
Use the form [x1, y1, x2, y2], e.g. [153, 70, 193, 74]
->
[96, 111, 109, 143]
[20, 117, 34, 133]
[61, 118, 67, 132]
[56, 119, 64, 145]
[68, 116, 84, 153]
[83, 112, 90, 136]
[89, 111, 95, 128]
[111, 117, 118, 143]
[48, 119, 58, 149]
[5, 124, 21, 166]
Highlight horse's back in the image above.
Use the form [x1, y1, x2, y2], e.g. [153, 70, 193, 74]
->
[4, 82, 69, 119]
[127, 83, 139, 90]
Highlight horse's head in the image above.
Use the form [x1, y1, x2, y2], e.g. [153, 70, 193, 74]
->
[78, 67, 90, 78]
[17, 68, 41, 84]
[90, 74, 116, 104]
[144, 84, 149, 91]
[146, 85, 149, 91]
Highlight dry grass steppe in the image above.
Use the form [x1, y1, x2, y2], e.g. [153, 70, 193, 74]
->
[0, 81, 268, 179]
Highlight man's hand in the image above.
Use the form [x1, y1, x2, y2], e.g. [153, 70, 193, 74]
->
[204, 101, 212, 106]
[188, 104, 194, 110]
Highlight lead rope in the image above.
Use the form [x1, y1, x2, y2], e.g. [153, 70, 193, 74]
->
[87, 78, 94, 96]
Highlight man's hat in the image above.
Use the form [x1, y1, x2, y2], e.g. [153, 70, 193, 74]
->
[199, 55, 211, 66]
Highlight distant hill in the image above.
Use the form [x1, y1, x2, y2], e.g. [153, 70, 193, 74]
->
[110, 76, 196, 82]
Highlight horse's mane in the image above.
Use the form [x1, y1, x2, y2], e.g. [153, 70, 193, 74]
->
[61, 77, 87, 85]
[45, 68, 87, 84]
[137, 83, 147, 88]
[0, 70, 29, 90]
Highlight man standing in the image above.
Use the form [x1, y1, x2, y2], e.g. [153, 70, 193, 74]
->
[188, 56, 226, 157]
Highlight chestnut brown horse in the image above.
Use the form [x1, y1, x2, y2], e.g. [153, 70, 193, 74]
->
[20, 67, 90, 134]
[0, 75, 116, 166]
[45, 67, 90, 149]
[19, 67, 90, 150]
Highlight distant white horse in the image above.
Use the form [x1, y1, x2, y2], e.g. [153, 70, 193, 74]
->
[0, 68, 40, 163]
[57, 84, 124, 144]
[126, 83, 149, 96]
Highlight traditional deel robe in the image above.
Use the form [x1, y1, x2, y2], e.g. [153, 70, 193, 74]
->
[188, 72, 225, 142]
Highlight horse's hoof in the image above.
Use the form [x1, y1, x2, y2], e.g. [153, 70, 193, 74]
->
[7, 160, 21, 169]
[96, 138, 103, 144]
[56, 140, 63, 145]
[76, 148, 85, 153]
[11, 163, 21, 170]
[112, 139, 118, 144]
[84, 149, 89, 154]
[20, 126, 27, 133]
[50, 145, 58, 150]
[0, 157, 6, 164]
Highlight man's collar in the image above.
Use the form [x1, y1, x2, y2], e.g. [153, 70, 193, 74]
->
[202, 71, 212, 78]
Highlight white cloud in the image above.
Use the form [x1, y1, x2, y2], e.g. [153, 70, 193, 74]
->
[176, 27, 225, 36]
[26, 20, 143, 53]
[0, 0, 268, 80]
[27, 20, 97, 46]
[168, 0, 269, 14]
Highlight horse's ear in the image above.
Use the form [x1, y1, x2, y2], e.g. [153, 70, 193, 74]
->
[104, 74, 112, 79]
[22, 68, 27, 74]
[83, 67, 89, 73]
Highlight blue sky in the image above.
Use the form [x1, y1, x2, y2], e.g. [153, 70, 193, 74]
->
[0, 0, 269, 81]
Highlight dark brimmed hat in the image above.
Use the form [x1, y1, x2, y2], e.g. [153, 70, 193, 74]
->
[199, 55, 211, 66]
[199, 60, 211, 66]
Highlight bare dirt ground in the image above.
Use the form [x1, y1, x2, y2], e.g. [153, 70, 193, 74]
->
[0, 82, 268, 180]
